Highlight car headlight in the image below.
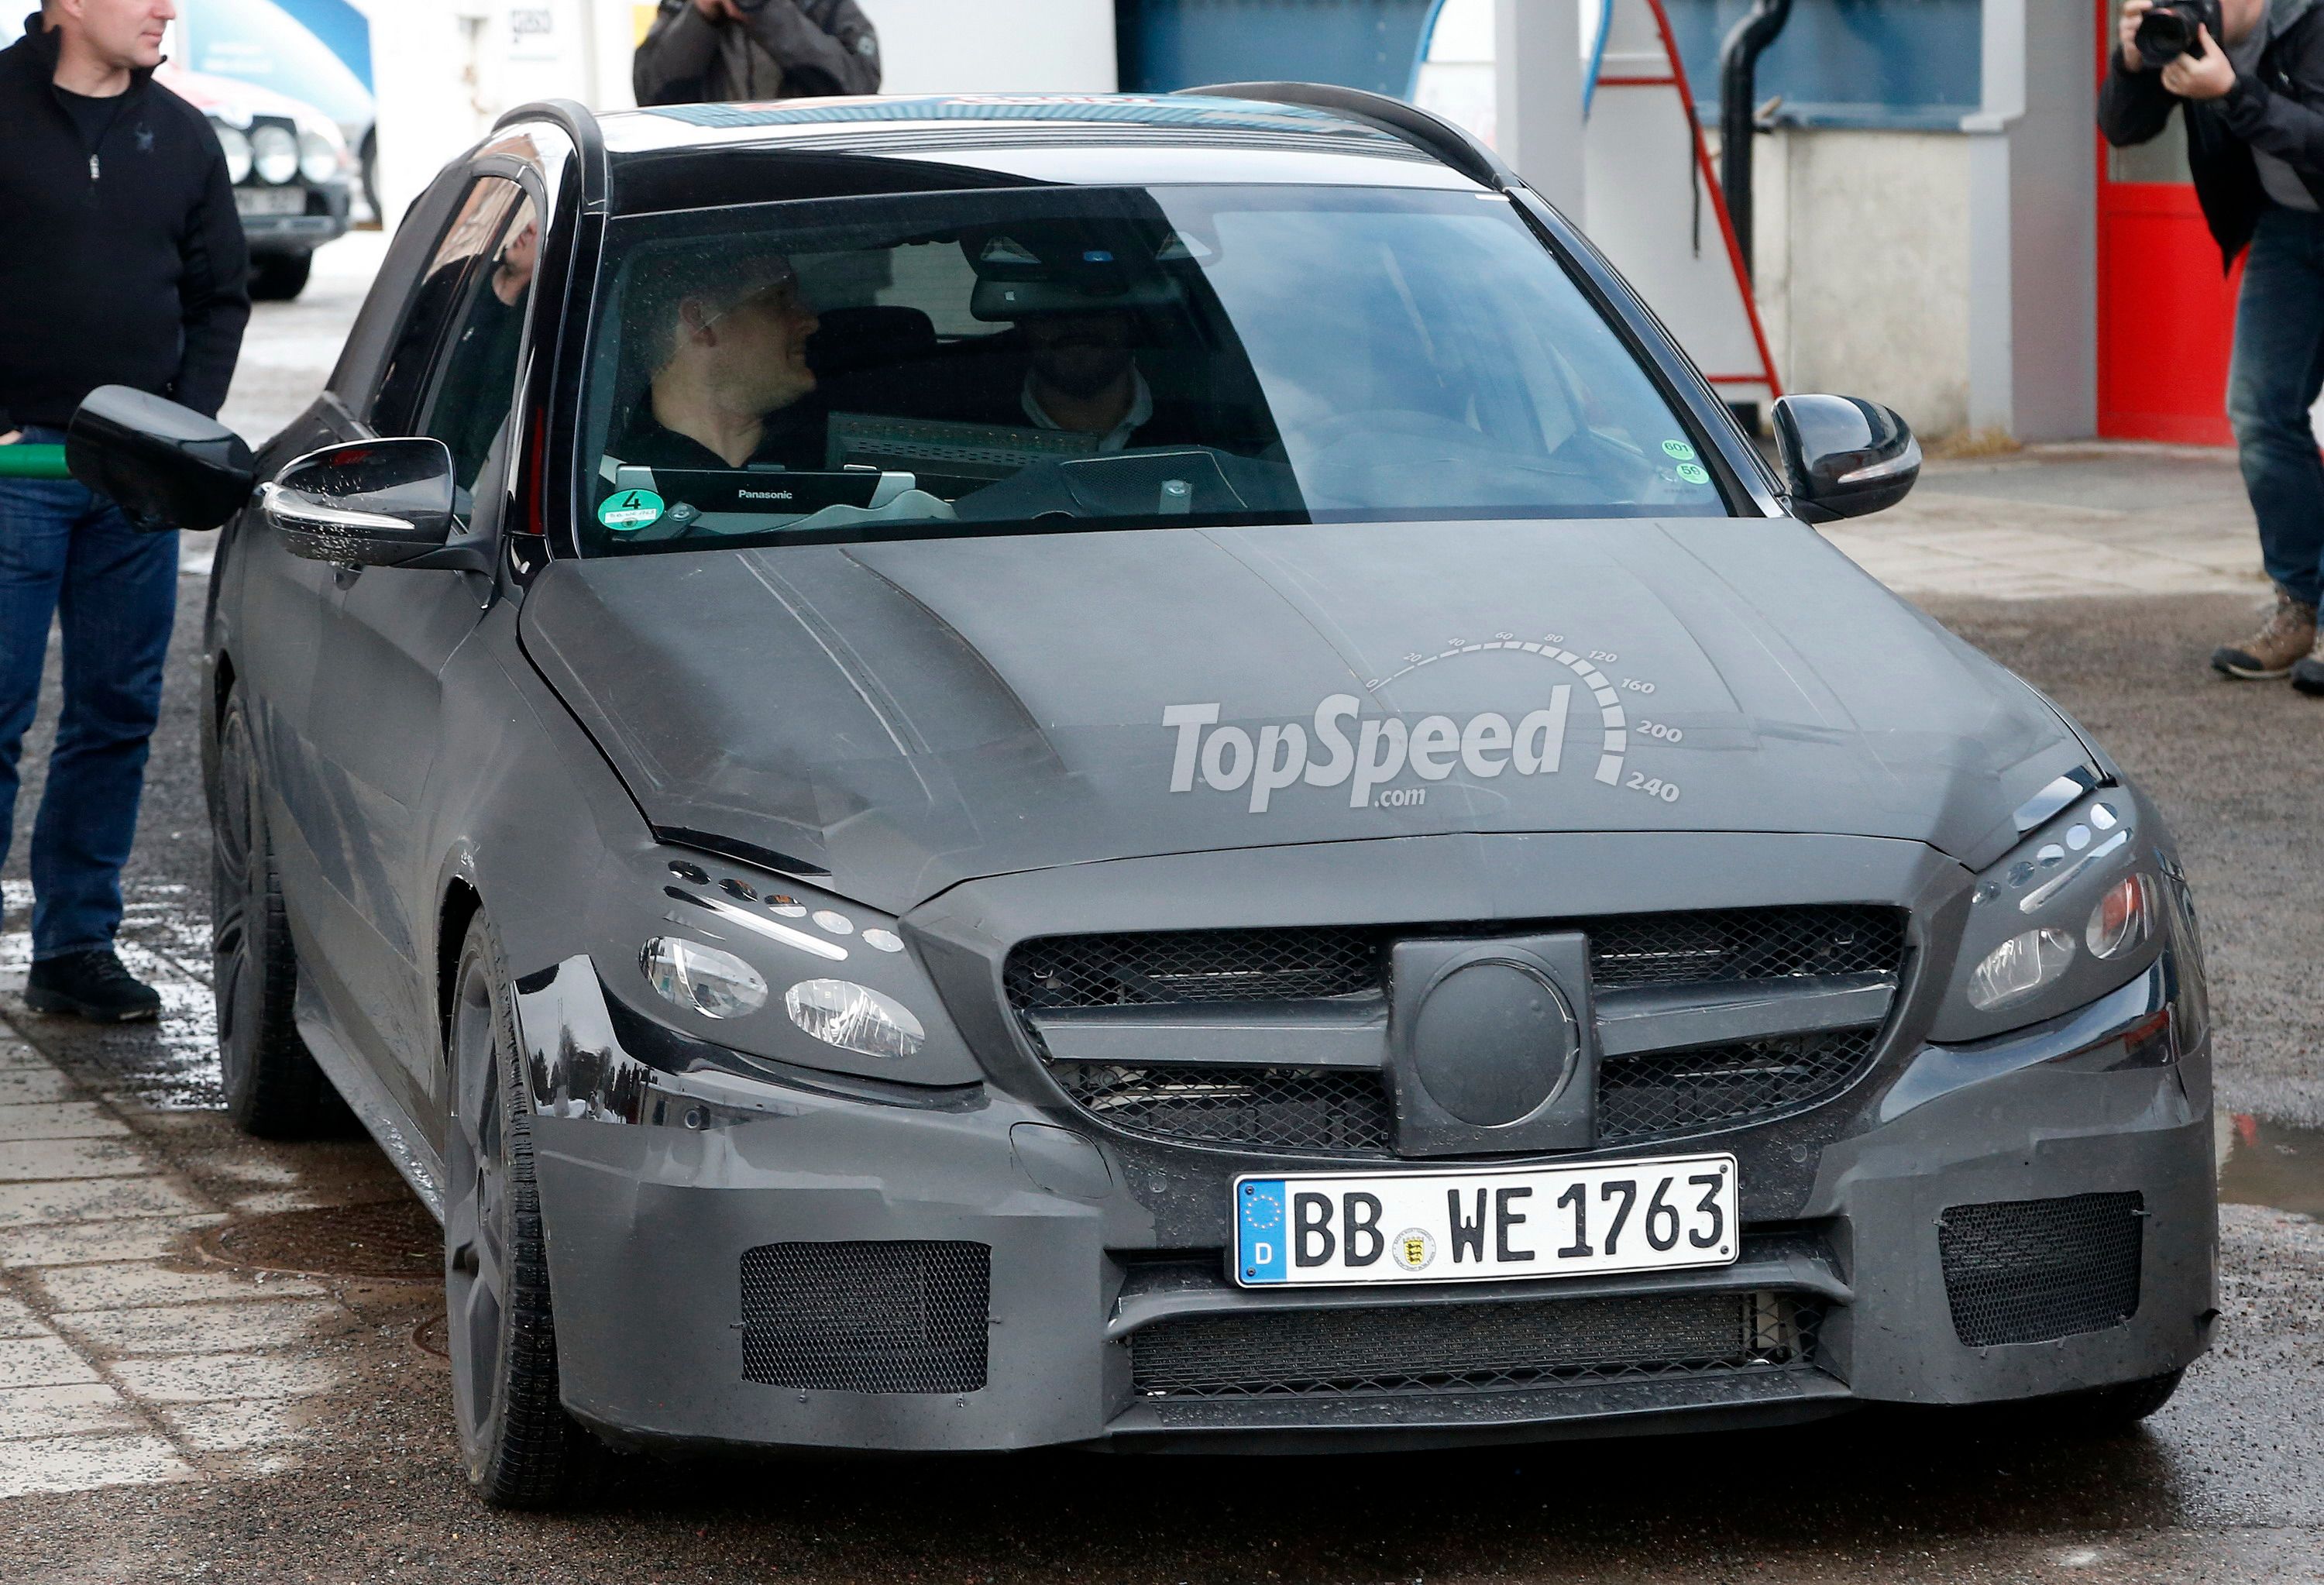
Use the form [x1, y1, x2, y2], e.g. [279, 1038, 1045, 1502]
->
[784, 979, 926, 1060]
[1934, 781, 2175, 1042]
[251, 124, 298, 185]
[214, 123, 253, 184]
[597, 847, 983, 1088]
[1965, 927, 2076, 1012]
[641, 937, 766, 1020]
[297, 127, 342, 186]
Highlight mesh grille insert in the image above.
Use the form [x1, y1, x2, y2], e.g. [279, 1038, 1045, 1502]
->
[1587, 907, 1905, 988]
[1007, 927, 1381, 1010]
[1049, 1064, 1393, 1154]
[739, 1241, 988, 1393]
[1940, 1193, 2144, 1347]
[1600, 1027, 1884, 1143]
[1129, 1291, 1820, 1400]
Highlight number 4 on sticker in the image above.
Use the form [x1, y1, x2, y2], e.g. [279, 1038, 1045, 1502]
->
[597, 488, 665, 531]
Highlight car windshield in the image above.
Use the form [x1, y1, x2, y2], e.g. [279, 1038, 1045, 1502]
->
[576, 184, 1729, 555]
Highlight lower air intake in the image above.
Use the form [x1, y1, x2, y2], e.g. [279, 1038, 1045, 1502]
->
[1128, 1291, 1817, 1400]
[1939, 1192, 2144, 1348]
[739, 1240, 989, 1393]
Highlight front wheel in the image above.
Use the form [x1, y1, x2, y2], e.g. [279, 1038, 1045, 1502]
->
[444, 912, 590, 1506]
[211, 691, 335, 1138]
[249, 251, 313, 301]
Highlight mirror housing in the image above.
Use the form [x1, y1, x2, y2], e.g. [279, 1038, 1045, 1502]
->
[66, 386, 256, 531]
[1772, 394, 1920, 523]
[262, 438, 483, 571]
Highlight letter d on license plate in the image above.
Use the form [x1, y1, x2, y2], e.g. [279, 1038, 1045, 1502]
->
[1233, 1154, 1738, 1288]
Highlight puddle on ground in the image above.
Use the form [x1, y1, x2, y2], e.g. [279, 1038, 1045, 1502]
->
[2216, 1112, 2324, 1220]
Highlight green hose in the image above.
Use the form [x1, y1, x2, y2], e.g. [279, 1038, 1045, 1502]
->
[0, 444, 70, 480]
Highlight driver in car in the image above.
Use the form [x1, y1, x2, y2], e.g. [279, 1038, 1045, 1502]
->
[616, 250, 825, 469]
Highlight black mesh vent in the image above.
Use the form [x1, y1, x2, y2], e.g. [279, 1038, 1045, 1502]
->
[1587, 907, 1905, 988]
[1049, 1064, 1393, 1154]
[1006, 927, 1380, 1010]
[1941, 1193, 2144, 1348]
[1599, 1027, 1884, 1143]
[739, 1241, 988, 1393]
[1129, 1291, 1819, 1400]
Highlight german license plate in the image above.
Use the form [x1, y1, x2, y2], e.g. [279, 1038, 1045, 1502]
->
[235, 187, 306, 216]
[1232, 1154, 1738, 1288]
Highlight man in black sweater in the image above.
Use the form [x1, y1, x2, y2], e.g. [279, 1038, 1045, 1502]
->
[633, 0, 880, 108]
[0, 0, 249, 1020]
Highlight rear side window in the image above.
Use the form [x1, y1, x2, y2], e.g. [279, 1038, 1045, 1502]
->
[370, 177, 526, 437]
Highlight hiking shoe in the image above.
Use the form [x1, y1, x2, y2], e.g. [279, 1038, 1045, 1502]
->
[2295, 631, 2324, 698]
[25, 951, 162, 1023]
[2212, 586, 2318, 679]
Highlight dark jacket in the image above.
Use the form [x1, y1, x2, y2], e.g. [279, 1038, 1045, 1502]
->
[633, 0, 880, 108]
[2099, 0, 2324, 270]
[0, 15, 249, 431]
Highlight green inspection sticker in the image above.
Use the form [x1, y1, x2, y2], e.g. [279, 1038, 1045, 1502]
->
[1662, 439, 1697, 461]
[598, 489, 664, 531]
[1676, 462, 1710, 484]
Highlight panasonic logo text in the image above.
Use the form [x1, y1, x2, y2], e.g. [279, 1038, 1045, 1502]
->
[1163, 689, 1573, 813]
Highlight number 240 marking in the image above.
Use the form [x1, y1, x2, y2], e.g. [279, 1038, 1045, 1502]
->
[1627, 772, 1680, 803]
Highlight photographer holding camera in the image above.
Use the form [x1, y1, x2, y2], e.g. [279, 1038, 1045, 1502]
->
[2103, 0, 2324, 689]
[634, 0, 879, 108]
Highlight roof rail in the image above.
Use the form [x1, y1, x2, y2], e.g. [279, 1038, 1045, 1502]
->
[1173, 81, 1518, 194]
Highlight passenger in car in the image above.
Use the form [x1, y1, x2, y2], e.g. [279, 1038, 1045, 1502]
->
[616, 251, 827, 469]
[1012, 310, 1202, 452]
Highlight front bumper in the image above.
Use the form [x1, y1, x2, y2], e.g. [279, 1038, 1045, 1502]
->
[520, 949, 2216, 1455]
[237, 182, 351, 254]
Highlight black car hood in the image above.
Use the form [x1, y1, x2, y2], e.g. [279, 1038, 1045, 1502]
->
[519, 517, 2088, 915]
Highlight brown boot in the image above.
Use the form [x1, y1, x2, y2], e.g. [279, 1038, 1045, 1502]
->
[2212, 586, 2318, 680]
[2295, 631, 2324, 698]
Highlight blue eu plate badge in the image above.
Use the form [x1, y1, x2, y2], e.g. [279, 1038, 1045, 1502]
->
[1237, 1179, 1288, 1283]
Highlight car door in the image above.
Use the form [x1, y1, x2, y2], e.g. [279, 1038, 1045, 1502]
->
[301, 174, 543, 1115]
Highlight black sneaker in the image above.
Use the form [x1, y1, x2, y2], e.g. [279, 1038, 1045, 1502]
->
[25, 951, 162, 1023]
[2295, 631, 2324, 698]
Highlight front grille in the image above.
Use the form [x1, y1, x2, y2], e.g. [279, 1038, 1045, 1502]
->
[1050, 1064, 1394, 1154]
[1009, 907, 1906, 1155]
[1128, 1291, 1820, 1400]
[1599, 1027, 1884, 1144]
[739, 1241, 988, 1393]
[1940, 1193, 2144, 1347]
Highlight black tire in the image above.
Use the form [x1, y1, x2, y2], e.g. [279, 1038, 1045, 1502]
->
[359, 128, 379, 218]
[211, 692, 335, 1138]
[249, 251, 313, 302]
[444, 913, 590, 1507]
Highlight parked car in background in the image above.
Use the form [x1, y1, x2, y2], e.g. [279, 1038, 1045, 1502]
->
[174, 0, 377, 216]
[160, 61, 353, 300]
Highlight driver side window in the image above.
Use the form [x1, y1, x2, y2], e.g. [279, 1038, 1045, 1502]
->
[369, 176, 531, 470]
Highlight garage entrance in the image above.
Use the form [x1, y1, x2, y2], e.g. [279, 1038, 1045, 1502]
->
[2095, 1, 2242, 445]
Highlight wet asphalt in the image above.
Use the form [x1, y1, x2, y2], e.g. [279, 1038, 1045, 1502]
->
[1, 241, 2319, 1576]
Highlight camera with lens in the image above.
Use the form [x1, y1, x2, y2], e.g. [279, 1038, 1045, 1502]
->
[2136, 0, 2224, 68]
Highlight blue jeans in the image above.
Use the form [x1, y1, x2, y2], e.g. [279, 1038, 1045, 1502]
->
[0, 427, 179, 960]
[2227, 205, 2324, 607]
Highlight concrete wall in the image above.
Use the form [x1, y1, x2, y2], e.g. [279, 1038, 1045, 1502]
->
[1750, 128, 1973, 441]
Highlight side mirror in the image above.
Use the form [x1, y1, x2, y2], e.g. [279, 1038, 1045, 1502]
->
[262, 438, 473, 569]
[1772, 394, 1920, 523]
[66, 385, 256, 531]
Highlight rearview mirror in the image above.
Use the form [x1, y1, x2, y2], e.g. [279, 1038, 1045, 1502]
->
[263, 438, 471, 569]
[66, 385, 256, 531]
[1772, 394, 1920, 524]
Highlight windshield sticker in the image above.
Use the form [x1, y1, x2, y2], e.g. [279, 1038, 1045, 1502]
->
[1164, 634, 1673, 813]
[1675, 462, 1710, 485]
[1661, 439, 1697, 461]
[599, 489, 665, 531]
